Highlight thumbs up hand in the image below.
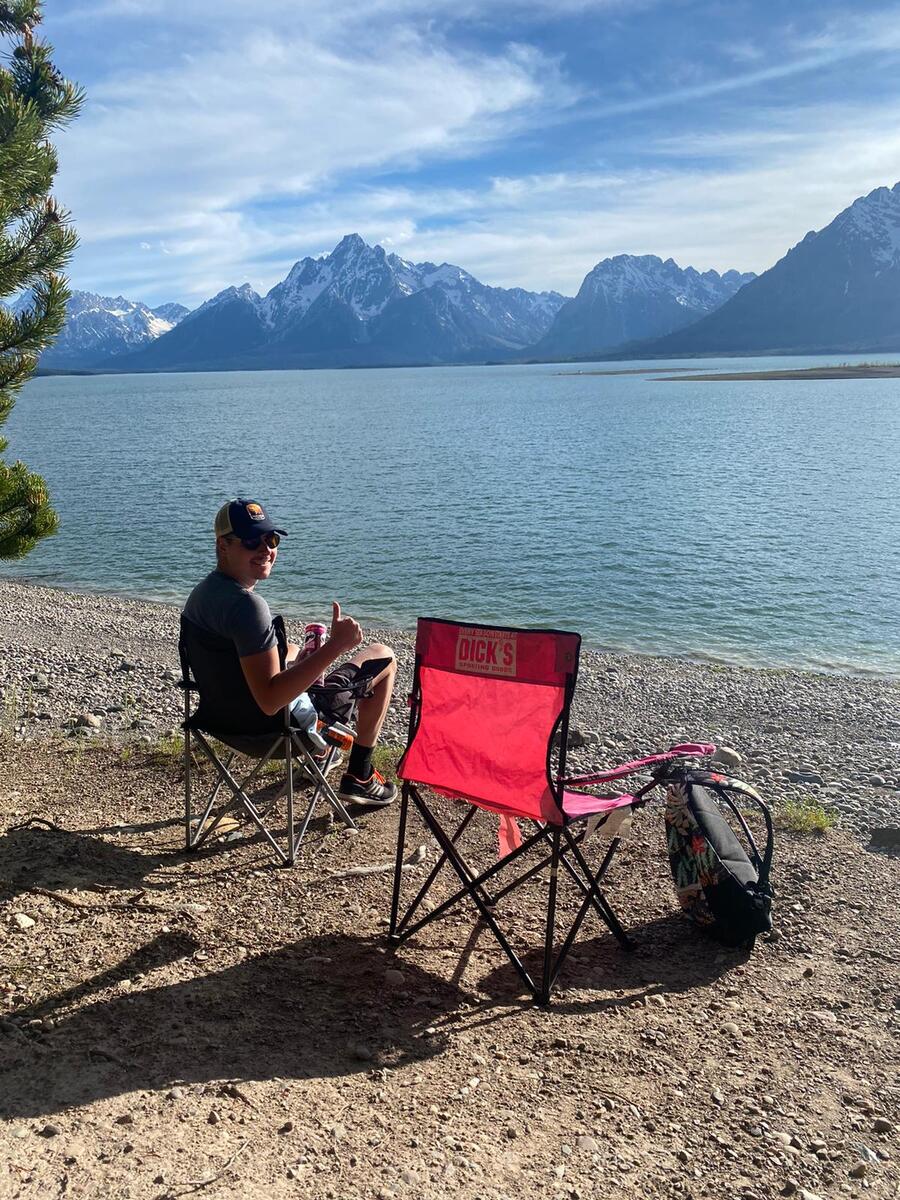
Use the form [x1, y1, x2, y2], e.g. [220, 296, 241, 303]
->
[330, 600, 362, 654]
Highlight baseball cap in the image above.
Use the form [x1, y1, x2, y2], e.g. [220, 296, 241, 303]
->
[214, 497, 288, 540]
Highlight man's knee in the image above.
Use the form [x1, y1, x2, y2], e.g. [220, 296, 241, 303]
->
[368, 642, 396, 670]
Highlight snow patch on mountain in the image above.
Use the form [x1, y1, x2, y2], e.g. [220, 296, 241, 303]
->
[581, 255, 754, 308]
[182, 284, 261, 325]
[829, 182, 900, 270]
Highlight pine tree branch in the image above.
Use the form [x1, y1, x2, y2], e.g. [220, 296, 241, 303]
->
[0, 0, 76, 559]
[0, 2, 40, 37]
[11, 37, 84, 127]
[0, 458, 58, 558]
[0, 274, 69, 364]
[0, 198, 54, 267]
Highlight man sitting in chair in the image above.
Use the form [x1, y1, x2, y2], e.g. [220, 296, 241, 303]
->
[184, 497, 397, 808]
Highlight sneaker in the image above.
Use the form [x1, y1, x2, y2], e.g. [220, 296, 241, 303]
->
[294, 752, 343, 784]
[337, 769, 397, 807]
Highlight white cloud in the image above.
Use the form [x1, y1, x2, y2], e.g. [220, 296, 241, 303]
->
[56, 0, 652, 25]
[47, 0, 900, 304]
[56, 26, 574, 239]
[229, 98, 900, 297]
[62, 93, 900, 302]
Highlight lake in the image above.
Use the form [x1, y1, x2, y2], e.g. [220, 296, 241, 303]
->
[3, 357, 899, 676]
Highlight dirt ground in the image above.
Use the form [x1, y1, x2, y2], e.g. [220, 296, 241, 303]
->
[1, 741, 898, 1200]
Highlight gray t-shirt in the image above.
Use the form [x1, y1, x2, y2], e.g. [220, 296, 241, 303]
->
[183, 570, 276, 658]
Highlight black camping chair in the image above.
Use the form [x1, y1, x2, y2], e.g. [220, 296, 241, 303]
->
[178, 614, 357, 865]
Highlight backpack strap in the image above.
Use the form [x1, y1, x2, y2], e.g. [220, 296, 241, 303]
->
[696, 771, 774, 891]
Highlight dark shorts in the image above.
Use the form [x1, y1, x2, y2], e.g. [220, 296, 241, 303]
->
[308, 657, 391, 726]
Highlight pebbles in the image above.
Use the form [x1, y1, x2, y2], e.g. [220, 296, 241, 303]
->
[0, 578, 898, 839]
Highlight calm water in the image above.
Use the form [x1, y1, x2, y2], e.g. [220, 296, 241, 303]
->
[3, 358, 899, 676]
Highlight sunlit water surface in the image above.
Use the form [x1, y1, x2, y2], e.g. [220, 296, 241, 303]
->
[4, 356, 899, 676]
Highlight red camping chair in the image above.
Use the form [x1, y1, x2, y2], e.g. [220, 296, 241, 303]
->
[388, 617, 713, 1004]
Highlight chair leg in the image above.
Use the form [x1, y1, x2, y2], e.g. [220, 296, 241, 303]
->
[538, 828, 561, 1006]
[289, 734, 358, 850]
[408, 788, 540, 998]
[388, 783, 411, 942]
[184, 725, 193, 852]
[592, 885, 634, 951]
[188, 750, 238, 850]
[189, 733, 289, 864]
[186, 744, 239, 853]
[398, 807, 543, 942]
[562, 827, 635, 951]
[394, 804, 480, 938]
[285, 732, 295, 866]
[529, 824, 634, 952]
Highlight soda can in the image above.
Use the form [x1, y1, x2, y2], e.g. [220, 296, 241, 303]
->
[301, 622, 328, 686]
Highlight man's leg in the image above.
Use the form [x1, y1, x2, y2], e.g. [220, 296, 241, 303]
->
[346, 642, 396, 747]
[340, 643, 398, 806]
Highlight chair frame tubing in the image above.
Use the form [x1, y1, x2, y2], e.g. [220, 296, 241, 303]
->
[389, 781, 633, 1005]
[182, 684, 357, 866]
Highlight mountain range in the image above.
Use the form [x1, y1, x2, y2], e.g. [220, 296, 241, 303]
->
[110, 234, 569, 372]
[533, 256, 755, 360]
[33, 292, 190, 369]
[35, 179, 900, 370]
[635, 181, 900, 356]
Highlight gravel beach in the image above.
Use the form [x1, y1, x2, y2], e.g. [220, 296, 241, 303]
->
[1, 577, 898, 839]
[2, 577, 900, 1199]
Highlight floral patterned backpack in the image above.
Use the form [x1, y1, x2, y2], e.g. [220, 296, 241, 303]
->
[659, 766, 774, 947]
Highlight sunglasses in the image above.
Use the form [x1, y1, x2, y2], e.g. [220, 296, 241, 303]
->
[228, 531, 281, 551]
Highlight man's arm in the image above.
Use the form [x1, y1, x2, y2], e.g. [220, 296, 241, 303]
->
[240, 601, 361, 716]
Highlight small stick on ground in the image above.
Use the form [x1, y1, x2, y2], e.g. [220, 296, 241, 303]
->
[7, 817, 65, 832]
[324, 844, 427, 880]
[156, 1140, 250, 1198]
[24, 886, 171, 914]
[87, 1045, 136, 1070]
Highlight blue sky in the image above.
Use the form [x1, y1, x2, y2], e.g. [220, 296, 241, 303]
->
[39, 0, 900, 306]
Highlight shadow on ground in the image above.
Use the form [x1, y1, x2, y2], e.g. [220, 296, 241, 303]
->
[391, 908, 747, 1025]
[0, 805, 339, 906]
[0, 822, 176, 904]
[490, 912, 744, 1002]
[1, 932, 463, 1119]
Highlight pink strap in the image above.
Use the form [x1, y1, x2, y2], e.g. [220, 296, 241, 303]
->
[561, 742, 715, 787]
[562, 791, 638, 819]
[497, 814, 523, 858]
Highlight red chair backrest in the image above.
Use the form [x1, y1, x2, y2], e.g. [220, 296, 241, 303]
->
[398, 618, 580, 824]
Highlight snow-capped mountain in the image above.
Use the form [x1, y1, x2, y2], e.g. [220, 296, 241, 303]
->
[115, 234, 569, 371]
[36, 290, 190, 369]
[262, 234, 567, 349]
[532, 255, 755, 359]
[644, 182, 900, 356]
